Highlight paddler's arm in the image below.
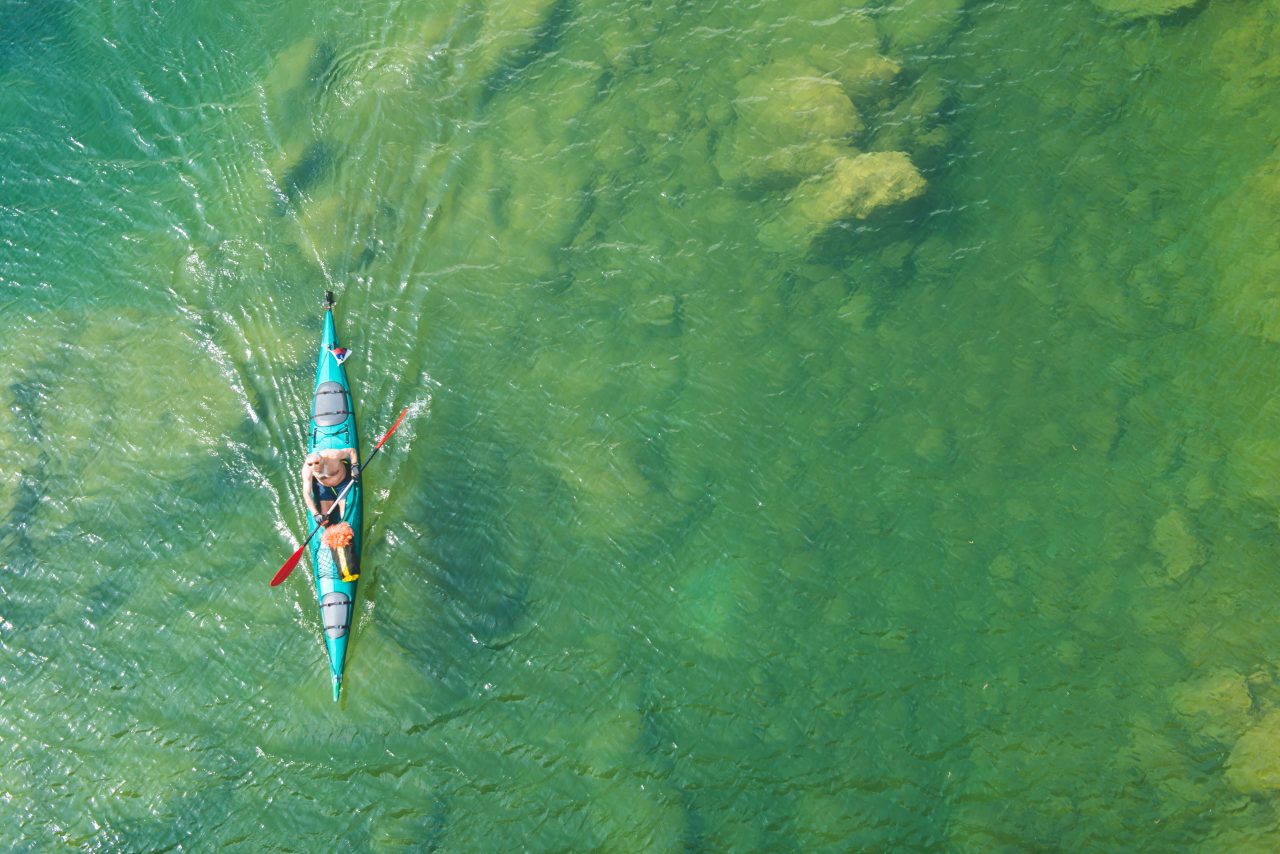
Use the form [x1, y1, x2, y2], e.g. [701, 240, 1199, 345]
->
[345, 446, 360, 478]
[302, 464, 320, 519]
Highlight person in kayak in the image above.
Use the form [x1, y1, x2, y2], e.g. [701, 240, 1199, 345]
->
[302, 447, 360, 526]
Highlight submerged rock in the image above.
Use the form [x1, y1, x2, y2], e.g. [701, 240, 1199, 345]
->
[759, 151, 927, 252]
[1227, 710, 1280, 793]
[714, 60, 863, 184]
[1171, 670, 1252, 743]
[631, 292, 681, 331]
[745, 72, 857, 137]
[1091, 0, 1201, 20]
[1226, 434, 1280, 508]
[806, 44, 901, 106]
[1152, 508, 1203, 581]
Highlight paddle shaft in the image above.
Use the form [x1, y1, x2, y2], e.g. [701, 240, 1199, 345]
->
[270, 407, 409, 587]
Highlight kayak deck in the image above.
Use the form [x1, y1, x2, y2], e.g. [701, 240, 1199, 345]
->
[308, 295, 362, 701]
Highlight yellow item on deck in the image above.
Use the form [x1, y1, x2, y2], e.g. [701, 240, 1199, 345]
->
[337, 547, 359, 582]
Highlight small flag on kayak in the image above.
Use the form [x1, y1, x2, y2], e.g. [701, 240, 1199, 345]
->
[330, 347, 350, 364]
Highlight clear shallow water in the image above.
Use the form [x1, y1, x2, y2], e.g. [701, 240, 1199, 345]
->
[4, 0, 1280, 849]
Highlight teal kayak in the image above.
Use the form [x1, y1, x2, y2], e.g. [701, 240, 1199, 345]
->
[308, 291, 362, 701]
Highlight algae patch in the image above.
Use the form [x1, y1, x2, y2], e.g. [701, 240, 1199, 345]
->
[1151, 509, 1204, 581]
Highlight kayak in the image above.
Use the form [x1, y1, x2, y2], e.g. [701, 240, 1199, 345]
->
[308, 291, 362, 701]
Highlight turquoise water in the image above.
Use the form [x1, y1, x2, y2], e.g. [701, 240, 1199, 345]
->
[5, 0, 1280, 848]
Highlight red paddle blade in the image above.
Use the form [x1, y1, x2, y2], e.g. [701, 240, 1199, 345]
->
[270, 545, 306, 587]
[374, 407, 409, 451]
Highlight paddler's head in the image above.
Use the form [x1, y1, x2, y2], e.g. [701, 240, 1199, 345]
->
[306, 452, 323, 469]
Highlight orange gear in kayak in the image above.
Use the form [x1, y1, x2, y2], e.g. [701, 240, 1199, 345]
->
[322, 522, 354, 550]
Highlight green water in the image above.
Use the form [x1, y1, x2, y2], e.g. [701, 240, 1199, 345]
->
[4, 0, 1280, 849]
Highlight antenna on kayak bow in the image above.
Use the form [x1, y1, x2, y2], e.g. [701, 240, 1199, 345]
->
[324, 290, 335, 310]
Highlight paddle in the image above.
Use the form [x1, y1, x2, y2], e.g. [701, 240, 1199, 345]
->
[270, 406, 410, 587]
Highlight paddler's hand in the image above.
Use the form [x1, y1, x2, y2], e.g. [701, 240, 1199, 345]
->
[350, 464, 360, 480]
[314, 512, 328, 526]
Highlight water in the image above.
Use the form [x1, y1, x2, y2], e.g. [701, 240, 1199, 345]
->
[4, 0, 1280, 848]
